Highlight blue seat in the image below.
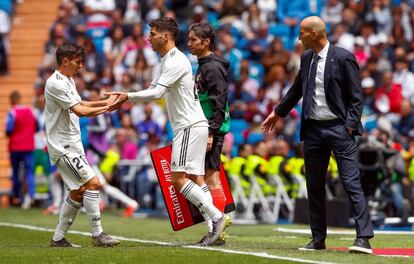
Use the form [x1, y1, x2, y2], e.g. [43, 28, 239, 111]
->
[246, 132, 264, 145]
[233, 132, 245, 146]
[268, 23, 290, 38]
[230, 119, 248, 134]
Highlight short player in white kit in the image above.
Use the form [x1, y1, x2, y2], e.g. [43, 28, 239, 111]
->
[107, 17, 230, 246]
[45, 42, 119, 247]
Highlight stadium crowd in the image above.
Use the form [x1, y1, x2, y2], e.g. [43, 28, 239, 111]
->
[5, 0, 414, 222]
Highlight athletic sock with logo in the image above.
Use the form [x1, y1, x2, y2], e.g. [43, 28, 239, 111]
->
[201, 184, 213, 233]
[52, 196, 81, 241]
[180, 180, 222, 222]
[84, 190, 103, 237]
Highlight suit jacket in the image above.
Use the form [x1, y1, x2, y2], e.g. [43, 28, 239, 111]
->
[275, 44, 363, 140]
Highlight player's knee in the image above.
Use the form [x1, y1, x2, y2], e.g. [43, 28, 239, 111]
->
[70, 189, 84, 202]
[84, 176, 101, 191]
[205, 171, 221, 188]
[171, 173, 186, 190]
[171, 177, 181, 189]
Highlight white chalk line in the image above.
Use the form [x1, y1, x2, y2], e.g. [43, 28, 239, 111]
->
[0, 221, 336, 264]
[275, 227, 414, 236]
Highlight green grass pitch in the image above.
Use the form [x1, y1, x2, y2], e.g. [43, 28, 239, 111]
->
[0, 208, 413, 263]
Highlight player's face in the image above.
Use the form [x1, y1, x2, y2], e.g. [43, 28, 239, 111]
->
[187, 31, 209, 56]
[148, 27, 166, 53]
[298, 24, 315, 50]
[65, 56, 83, 76]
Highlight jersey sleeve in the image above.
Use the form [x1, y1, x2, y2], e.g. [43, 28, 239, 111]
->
[156, 60, 186, 88]
[45, 81, 81, 110]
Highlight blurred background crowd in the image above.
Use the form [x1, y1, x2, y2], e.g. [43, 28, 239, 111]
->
[3, 0, 414, 224]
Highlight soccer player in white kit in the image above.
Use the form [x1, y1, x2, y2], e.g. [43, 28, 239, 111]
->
[45, 42, 120, 247]
[107, 17, 230, 245]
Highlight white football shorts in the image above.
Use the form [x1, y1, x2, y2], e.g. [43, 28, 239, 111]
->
[171, 125, 208, 175]
[56, 152, 96, 190]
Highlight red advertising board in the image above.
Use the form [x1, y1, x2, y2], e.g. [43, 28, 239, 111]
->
[151, 145, 235, 231]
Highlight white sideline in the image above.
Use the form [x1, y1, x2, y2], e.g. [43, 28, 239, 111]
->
[0, 221, 336, 264]
[275, 227, 414, 235]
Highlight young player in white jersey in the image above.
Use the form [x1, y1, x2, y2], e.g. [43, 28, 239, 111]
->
[107, 17, 230, 246]
[45, 42, 119, 247]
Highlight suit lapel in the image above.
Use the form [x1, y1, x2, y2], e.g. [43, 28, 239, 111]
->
[324, 45, 335, 90]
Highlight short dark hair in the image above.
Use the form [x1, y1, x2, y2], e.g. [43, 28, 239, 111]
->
[149, 17, 179, 38]
[189, 22, 215, 50]
[56, 42, 86, 65]
[10, 90, 21, 104]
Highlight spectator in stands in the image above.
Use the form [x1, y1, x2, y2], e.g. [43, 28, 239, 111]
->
[0, 6, 11, 75]
[361, 77, 377, 116]
[82, 37, 105, 83]
[329, 23, 355, 52]
[217, 29, 243, 79]
[263, 64, 290, 105]
[219, 0, 244, 23]
[103, 25, 126, 66]
[115, 22, 157, 81]
[257, 0, 276, 20]
[84, 0, 115, 26]
[113, 71, 141, 92]
[241, 2, 268, 40]
[363, 57, 383, 88]
[375, 70, 403, 115]
[286, 40, 304, 79]
[135, 103, 163, 147]
[131, 52, 153, 90]
[145, 0, 168, 22]
[238, 60, 260, 98]
[247, 22, 273, 62]
[40, 36, 66, 73]
[397, 99, 414, 140]
[262, 38, 290, 72]
[228, 81, 253, 119]
[341, 7, 364, 36]
[88, 88, 111, 156]
[393, 57, 414, 105]
[353, 36, 369, 67]
[276, 0, 310, 49]
[119, 113, 138, 143]
[391, 5, 413, 45]
[320, 0, 344, 27]
[6, 91, 37, 209]
[367, 33, 392, 73]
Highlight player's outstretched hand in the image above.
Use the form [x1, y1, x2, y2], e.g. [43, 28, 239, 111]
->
[104, 92, 128, 112]
[262, 110, 280, 133]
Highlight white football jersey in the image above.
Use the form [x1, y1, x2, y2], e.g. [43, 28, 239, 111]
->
[45, 70, 84, 165]
[153, 47, 207, 131]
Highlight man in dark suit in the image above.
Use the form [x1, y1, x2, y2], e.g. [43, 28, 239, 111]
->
[262, 16, 374, 254]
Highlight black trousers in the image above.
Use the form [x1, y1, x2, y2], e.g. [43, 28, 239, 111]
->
[303, 119, 374, 241]
[0, 35, 8, 74]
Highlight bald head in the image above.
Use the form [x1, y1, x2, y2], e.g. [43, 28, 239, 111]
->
[300, 16, 326, 36]
[298, 16, 328, 51]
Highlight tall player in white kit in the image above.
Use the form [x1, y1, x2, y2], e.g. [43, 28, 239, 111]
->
[45, 42, 120, 247]
[107, 17, 231, 246]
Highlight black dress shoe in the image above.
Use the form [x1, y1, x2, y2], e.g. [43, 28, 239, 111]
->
[298, 240, 326, 251]
[349, 238, 372, 254]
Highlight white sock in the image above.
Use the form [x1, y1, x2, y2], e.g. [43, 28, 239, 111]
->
[83, 190, 103, 237]
[201, 184, 213, 233]
[180, 180, 222, 221]
[52, 196, 81, 241]
[103, 184, 138, 208]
